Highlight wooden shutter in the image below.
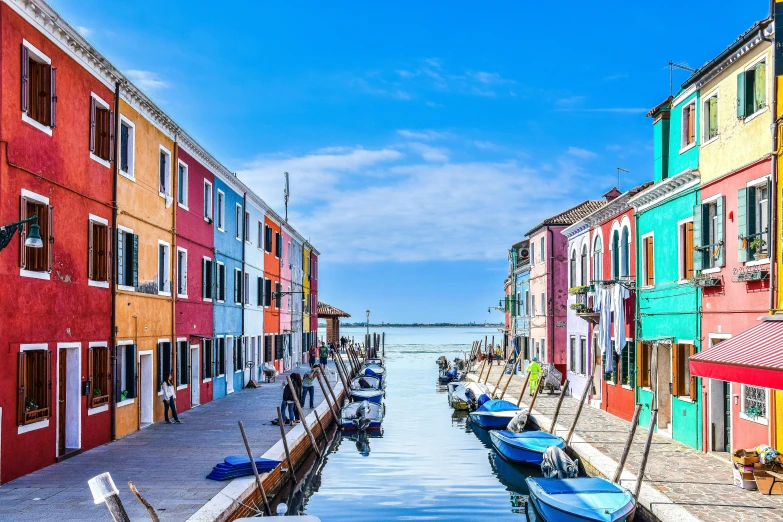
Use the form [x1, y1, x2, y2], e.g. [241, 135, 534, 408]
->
[105, 226, 112, 282]
[689, 344, 698, 402]
[716, 196, 725, 267]
[132, 234, 139, 287]
[672, 343, 680, 397]
[688, 104, 695, 144]
[17, 351, 27, 425]
[88, 222, 94, 280]
[684, 221, 694, 278]
[88, 347, 94, 405]
[19, 196, 28, 269]
[176, 343, 182, 385]
[157, 345, 163, 390]
[108, 110, 115, 162]
[766, 179, 772, 248]
[89, 97, 96, 152]
[21, 45, 29, 112]
[47, 205, 54, 273]
[644, 237, 654, 286]
[44, 349, 52, 413]
[127, 345, 137, 399]
[115, 346, 122, 403]
[202, 258, 206, 298]
[737, 188, 748, 262]
[737, 72, 746, 118]
[49, 67, 56, 128]
[692, 205, 702, 272]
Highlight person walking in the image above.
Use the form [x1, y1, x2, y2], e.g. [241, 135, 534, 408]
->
[162, 373, 181, 424]
[281, 379, 296, 426]
[527, 357, 542, 395]
[319, 342, 329, 367]
[302, 366, 316, 408]
[308, 344, 317, 368]
[494, 344, 503, 365]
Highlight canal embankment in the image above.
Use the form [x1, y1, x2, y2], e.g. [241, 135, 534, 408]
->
[471, 365, 783, 522]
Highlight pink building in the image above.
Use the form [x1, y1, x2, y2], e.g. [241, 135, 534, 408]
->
[280, 228, 293, 368]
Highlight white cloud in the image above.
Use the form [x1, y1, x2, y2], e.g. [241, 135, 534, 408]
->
[405, 142, 449, 163]
[467, 70, 513, 84]
[424, 58, 443, 68]
[556, 95, 587, 106]
[396, 129, 450, 141]
[77, 26, 92, 37]
[567, 146, 597, 159]
[425, 101, 443, 108]
[474, 140, 500, 150]
[395, 70, 416, 78]
[126, 69, 169, 90]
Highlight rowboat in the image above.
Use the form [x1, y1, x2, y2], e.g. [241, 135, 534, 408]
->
[468, 399, 520, 430]
[525, 477, 636, 522]
[339, 401, 385, 432]
[490, 430, 566, 465]
[349, 376, 384, 403]
[447, 381, 490, 411]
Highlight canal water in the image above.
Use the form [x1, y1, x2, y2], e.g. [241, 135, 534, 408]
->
[289, 326, 538, 520]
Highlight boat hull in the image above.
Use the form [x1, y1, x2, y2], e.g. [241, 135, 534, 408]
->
[349, 389, 384, 403]
[526, 477, 636, 522]
[490, 431, 565, 465]
[469, 411, 517, 430]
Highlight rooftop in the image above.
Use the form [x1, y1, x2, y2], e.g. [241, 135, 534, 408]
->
[527, 199, 607, 236]
[317, 302, 351, 318]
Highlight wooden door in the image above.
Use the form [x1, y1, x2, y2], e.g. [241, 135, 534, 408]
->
[58, 349, 66, 454]
[723, 382, 732, 453]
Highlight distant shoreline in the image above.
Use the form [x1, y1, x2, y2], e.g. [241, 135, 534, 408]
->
[323, 324, 504, 328]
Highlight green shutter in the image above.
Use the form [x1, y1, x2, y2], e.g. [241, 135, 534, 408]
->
[737, 71, 746, 118]
[716, 196, 725, 267]
[131, 234, 139, 288]
[127, 345, 137, 399]
[628, 341, 635, 388]
[693, 204, 703, 271]
[767, 180, 772, 250]
[755, 63, 767, 111]
[708, 96, 718, 138]
[621, 343, 629, 385]
[737, 188, 748, 262]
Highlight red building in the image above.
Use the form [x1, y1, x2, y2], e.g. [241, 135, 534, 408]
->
[263, 216, 282, 371]
[0, 2, 116, 482]
[174, 138, 216, 412]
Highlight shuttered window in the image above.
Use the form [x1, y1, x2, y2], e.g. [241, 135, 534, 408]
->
[203, 339, 214, 379]
[88, 219, 110, 283]
[611, 230, 620, 278]
[217, 191, 225, 230]
[579, 338, 587, 374]
[89, 95, 114, 162]
[202, 258, 214, 300]
[265, 278, 272, 307]
[177, 341, 189, 386]
[204, 180, 213, 221]
[235, 204, 242, 240]
[275, 232, 282, 257]
[257, 276, 264, 306]
[216, 263, 226, 301]
[681, 101, 696, 148]
[17, 349, 52, 426]
[159, 149, 171, 196]
[234, 268, 242, 304]
[275, 282, 282, 309]
[737, 60, 767, 118]
[569, 251, 576, 287]
[19, 195, 53, 274]
[177, 163, 188, 207]
[119, 120, 134, 176]
[679, 221, 694, 279]
[117, 230, 138, 288]
[620, 341, 634, 387]
[636, 342, 651, 388]
[21, 43, 56, 128]
[643, 236, 654, 286]
[672, 343, 697, 399]
[216, 338, 226, 376]
[157, 342, 172, 391]
[88, 346, 110, 408]
[177, 249, 188, 297]
[264, 336, 274, 363]
[116, 344, 137, 402]
[234, 338, 244, 372]
[703, 94, 719, 141]
[569, 337, 575, 372]
[580, 245, 588, 285]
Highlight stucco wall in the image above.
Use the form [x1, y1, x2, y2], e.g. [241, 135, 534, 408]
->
[244, 199, 264, 380]
[668, 90, 700, 177]
[566, 227, 591, 398]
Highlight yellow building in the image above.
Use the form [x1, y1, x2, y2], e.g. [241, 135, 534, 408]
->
[303, 245, 311, 341]
[114, 86, 178, 437]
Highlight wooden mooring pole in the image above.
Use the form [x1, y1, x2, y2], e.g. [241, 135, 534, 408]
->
[527, 371, 546, 413]
[499, 355, 519, 400]
[286, 376, 322, 458]
[316, 367, 340, 416]
[612, 403, 643, 483]
[516, 368, 532, 407]
[276, 407, 297, 484]
[633, 409, 658, 499]
[549, 380, 570, 433]
[492, 353, 514, 398]
[238, 421, 272, 516]
[313, 409, 329, 446]
[382, 332, 385, 358]
[566, 361, 597, 446]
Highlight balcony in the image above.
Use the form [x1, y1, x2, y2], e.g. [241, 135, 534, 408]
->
[570, 288, 599, 324]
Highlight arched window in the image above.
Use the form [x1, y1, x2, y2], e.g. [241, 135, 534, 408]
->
[570, 250, 577, 287]
[581, 245, 589, 285]
[621, 227, 630, 278]
[612, 230, 620, 278]
[593, 236, 603, 281]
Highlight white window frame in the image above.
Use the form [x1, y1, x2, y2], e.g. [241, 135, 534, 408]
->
[701, 88, 720, 147]
[177, 160, 189, 210]
[743, 54, 769, 124]
[677, 217, 694, 283]
[234, 267, 242, 305]
[87, 213, 110, 288]
[235, 203, 242, 241]
[216, 261, 225, 303]
[640, 232, 655, 288]
[244, 271, 250, 306]
[540, 293, 545, 316]
[20, 188, 51, 281]
[177, 246, 188, 298]
[245, 211, 251, 244]
[217, 190, 225, 231]
[739, 384, 769, 425]
[700, 193, 723, 275]
[257, 221, 263, 250]
[116, 340, 135, 408]
[158, 145, 172, 198]
[21, 39, 53, 137]
[117, 225, 135, 292]
[679, 100, 697, 154]
[118, 115, 136, 181]
[539, 237, 545, 263]
[89, 93, 112, 168]
[203, 179, 213, 222]
[202, 256, 213, 303]
[157, 239, 171, 296]
[592, 232, 603, 284]
[745, 175, 772, 268]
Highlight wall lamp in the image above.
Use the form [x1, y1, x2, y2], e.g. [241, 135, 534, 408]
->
[0, 213, 43, 252]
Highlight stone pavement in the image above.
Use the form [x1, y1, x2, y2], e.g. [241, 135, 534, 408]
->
[474, 364, 783, 522]
[0, 364, 339, 522]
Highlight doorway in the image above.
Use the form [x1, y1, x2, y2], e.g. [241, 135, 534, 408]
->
[190, 345, 200, 407]
[57, 344, 81, 458]
[708, 379, 731, 453]
[591, 333, 602, 406]
[226, 336, 234, 394]
[656, 343, 672, 434]
[139, 352, 153, 427]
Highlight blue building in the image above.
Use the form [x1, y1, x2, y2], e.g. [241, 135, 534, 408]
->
[511, 240, 531, 373]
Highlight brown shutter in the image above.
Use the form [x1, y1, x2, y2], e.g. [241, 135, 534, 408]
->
[89, 97, 96, 152]
[88, 222, 94, 280]
[689, 344, 698, 402]
[671, 343, 680, 397]
[17, 351, 27, 425]
[45, 349, 52, 414]
[636, 342, 644, 387]
[88, 346, 94, 405]
[49, 67, 56, 128]
[108, 110, 115, 162]
[47, 205, 54, 273]
[688, 106, 695, 143]
[645, 237, 654, 286]
[19, 196, 28, 269]
[106, 226, 112, 283]
[21, 45, 29, 112]
[685, 222, 694, 278]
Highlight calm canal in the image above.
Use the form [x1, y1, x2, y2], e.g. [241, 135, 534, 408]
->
[288, 326, 539, 520]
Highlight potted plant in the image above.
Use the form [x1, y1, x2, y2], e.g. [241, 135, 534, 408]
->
[745, 405, 763, 419]
[93, 387, 101, 397]
[748, 237, 767, 260]
[24, 398, 39, 413]
[120, 389, 128, 401]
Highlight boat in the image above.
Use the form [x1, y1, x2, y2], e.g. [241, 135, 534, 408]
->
[338, 400, 385, 432]
[438, 366, 463, 384]
[349, 375, 384, 403]
[525, 477, 636, 522]
[365, 357, 384, 367]
[447, 381, 491, 411]
[468, 399, 520, 430]
[490, 430, 566, 465]
[360, 363, 387, 385]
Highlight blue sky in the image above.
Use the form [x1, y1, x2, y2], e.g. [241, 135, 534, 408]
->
[54, 0, 767, 323]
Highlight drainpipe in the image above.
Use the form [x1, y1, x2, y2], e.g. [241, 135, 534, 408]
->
[241, 193, 247, 384]
[548, 227, 555, 369]
[763, 22, 778, 314]
[172, 135, 179, 395]
[110, 81, 120, 441]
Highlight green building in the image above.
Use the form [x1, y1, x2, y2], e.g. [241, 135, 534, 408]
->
[629, 88, 702, 449]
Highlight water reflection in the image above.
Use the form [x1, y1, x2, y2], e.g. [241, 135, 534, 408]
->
[342, 430, 384, 457]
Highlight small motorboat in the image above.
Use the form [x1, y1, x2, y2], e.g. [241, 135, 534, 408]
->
[360, 363, 387, 385]
[526, 477, 635, 522]
[438, 366, 463, 384]
[490, 430, 566, 465]
[339, 400, 384, 432]
[468, 399, 520, 430]
[448, 381, 490, 411]
[365, 357, 384, 367]
[349, 376, 384, 403]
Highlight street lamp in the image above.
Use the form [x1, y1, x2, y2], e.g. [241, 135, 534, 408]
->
[0, 213, 43, 251]
[366, 309, 370, 336]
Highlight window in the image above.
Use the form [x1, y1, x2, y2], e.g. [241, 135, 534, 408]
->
[580, 338, 587, 374]
[275, 232, 282, 258]
[202, 339, 214, 379]
[157, 342, 172, 391]
[592, 236, 602, 283]
[88, 217, 110, 285]
[636, 342, 652, 388]
[742, 385, 767, 420]
[177, 248, 187, 298]
[216, 337, 226, 376]
[217, 191, 225, 230]
[89, 94, 113, 163]
[264, 336, 274, 363]
[234, 338, 244, 372]
[738, 59, 767, 118]
[216, 263, 226, 301]
[176, 340, 189, 386]
[681, 101, 696, 149]
[604, 341, 618, 383]
[620, 228, 629, 278]
[257, 276, 264, 306]
[642, 235, 654, 286]
[17, 348, 51, 425]
[540, 339, 546, 362]
[619, 341, 634, 387]
[21, 41, 56, 131]
[117, 228, 138, 289]
[116, 343, 137, 402]
[177, 161, 188, 207]
[159, 147, 171, 196]
[158, 242, 171, 295]
[265, 225, 272, 253]
[275, 282, 282, 309]
[694, 198, 725, 270]
[204, 180, 213, 222]
[611, 230, 620, 279]
[739, 180, 771, 262]
[679, 221, 694, 279]
[569, 250, 577, 288]
[525, 291, 530, 317]
[531, 293, 535, 317]
[703, 92, 719, 142]
[257, 221, 263, 249]
[539, 237, 545, 262]
[569, 337, 576, 372]
[244, 272, 250, 305]
[235, 204, 242, 240]
[119, 118, 134, 178]
[530, 243, 535, 266]
[19, 192, 53, 276]
[672, 343, 697, 400]
[540, 294, 545, 316]
[244, 212, 250, 242]
[580, 245, 588, 286]
[264, 279, 272, 307]
[234, 268, 242, 304]
[202, 258, 213, 300]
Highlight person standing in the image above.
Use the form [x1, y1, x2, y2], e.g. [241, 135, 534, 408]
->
[291, 372, 304, 423]
[281, 380, 296, 426]
[309, 344, 317, 368]
[494, 344, 503, 365]
[162, 373, 181, 424]
[527, 357, 542, 395]
[302, 367, 316, 408]
[319, 342, 329, 367]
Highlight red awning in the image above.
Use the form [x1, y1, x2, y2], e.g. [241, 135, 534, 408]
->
[690, 320, 783, 390]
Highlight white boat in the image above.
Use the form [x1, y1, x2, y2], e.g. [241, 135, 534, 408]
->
[447, 382, 491, 411]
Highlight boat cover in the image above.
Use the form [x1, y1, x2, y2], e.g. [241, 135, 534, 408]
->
[494, 430, 564, 453]
[541, 446, 579, 478]
[476, 394, 491, 407]
[507, 410, 530, 433]
[475, 399, 519, 413]
[534, 477, 623, 495]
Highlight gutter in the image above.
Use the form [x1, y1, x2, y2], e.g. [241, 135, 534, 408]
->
[762, 20, 778, 314]
[242, 192, 247, 383]
[548, 226, 554, 367]
[110, 80, 120, 441]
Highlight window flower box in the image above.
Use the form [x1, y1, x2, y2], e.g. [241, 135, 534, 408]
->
[91, 394, 109, 408]
[23, 407, 50, 425]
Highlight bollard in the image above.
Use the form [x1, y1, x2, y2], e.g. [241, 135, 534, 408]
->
[88, 472, 130, 522]
[276, 407, 297, 484]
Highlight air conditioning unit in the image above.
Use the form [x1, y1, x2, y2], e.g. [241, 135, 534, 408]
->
[519, 248, 530, 259]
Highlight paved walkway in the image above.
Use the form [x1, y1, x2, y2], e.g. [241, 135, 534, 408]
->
[0, 365, 338, 522]
[474, 365, 783, 522]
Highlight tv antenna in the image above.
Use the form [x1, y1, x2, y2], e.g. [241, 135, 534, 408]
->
[668, 61, 695, 96]
[617, 167, 628, 192]
[284, 172, 290, 222]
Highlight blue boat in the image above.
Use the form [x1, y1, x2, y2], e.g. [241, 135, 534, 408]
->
[525, 477, 636, 522]
[490, 430, 565, 465]
[468, 399, 520, 430]
[339, 401, 385, 432]
[349, 388, 384, 403]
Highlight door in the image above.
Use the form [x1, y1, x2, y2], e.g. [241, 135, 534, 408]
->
[656, 344, 672, 432]
[226, 337, 234, 394]
[58, 348, 67, 455]
[139, 353, 153, 426]
[190, 345, 200, 407]
[724, 381, 732, 453]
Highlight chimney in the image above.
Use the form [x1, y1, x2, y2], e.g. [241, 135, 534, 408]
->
[603, 187, 622, 202]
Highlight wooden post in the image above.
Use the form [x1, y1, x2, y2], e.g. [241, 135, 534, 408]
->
[490, 335, 495, 364]
[238, 421, 272, 516]
[286, 376, 322, 458]
[527, 371, 546, 412]
[315, 368, 339, 417]
[343, 351, 356, 379]
[492, 354, 514, 397]
[484, 335, 488, 362]
[612, 403, 643, 483]
[313, 408, 328, 447]
[476, 357, 488, 382]
[566, 361, 597, 445]
[499, 356, 518, 400]
[276, 407, 297, 484]
[549, 380, 570, 433]
[382, 332, 385, 358]
[482, 351, 494, 384]
[128, 482, 160, 522]
[331, 353, 349, 390]
[104, 495, 131, 522]
[88, 473, 131, 522]
[633, 409, 658, 499]
[321, 365, 343, 404]
[516, 368, 533, 407]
